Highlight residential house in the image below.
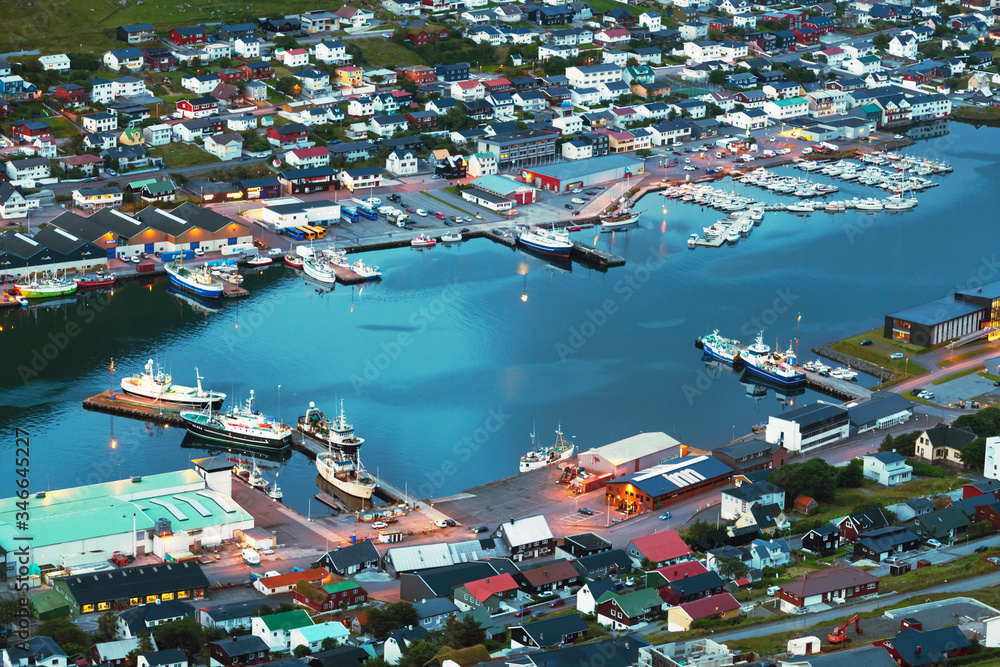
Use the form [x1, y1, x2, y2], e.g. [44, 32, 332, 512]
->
[626, 531, 692, 568]
[250, 610, 313, 652]
[520, 560, 581, 594]
[6, 158, 50, 182]
[385, 148, 418, 176]
[720, 482, 786, 521]
[339, 167, 383, 190]
[639, 11, 662, 30]
[384, 627, 427, 665]
[860, 452, 913, 486]
[853, 526, 921, 562]
[802, 525, 840, 556]
[234, 38, 261, 59]
[177, 97, 219, 119]
[874, 626, 971, 667]
[492, 515, 554, 561]
[451, 80, 486, 101]
[0, 183, 30, 219]
[285, 146, 331, 169]
[292, 580, 367, 613]
[576, 580, 616, 615]
[665, 594, 741, 632]
[169, 26, 207, 45]
[117, 24, 157, 43]
[836, 508, 890, 542]
[776, 567, 881, 612]
[316, 540, 380, 577]
[914, 507, 972, 544]
[596, 589, 664, 630]
[266, 124, 310, 150]
[413, 598, 458, 631]
[889, 34, 919, 58]
[915, 425, 978, 468]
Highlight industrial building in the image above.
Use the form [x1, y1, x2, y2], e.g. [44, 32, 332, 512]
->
[0, 226, 107, 278]
[520, 154, 645, 192]
[0, 458, 253, 580]
[764, 402, 849, 452]
[605, 455, 734, 514]
[54, 561, 209, 614]
[258, 198, 341, 228]
[846, 391, 914, 434]
[467, 175, 539, 205]
[578, 432, 689, 479]
[882, 279, 1000, 347]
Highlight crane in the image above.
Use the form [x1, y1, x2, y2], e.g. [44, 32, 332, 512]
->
[828, 614, 862, 645]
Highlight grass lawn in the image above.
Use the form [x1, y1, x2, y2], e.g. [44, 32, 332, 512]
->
[932, 365, 986, 385]
[148, 143, 220, 168]
[792, 477, 962, 529]
[953, 105, 1000, 124]
[45, 116, 80, 139]
[829, 328, 928, 376]
[938, 344, 997, 367]
[587, 0, 647, 16]
[883, 552, 998, 595]
[981, 371, 1000, 382]
[352, 38, 427, 68]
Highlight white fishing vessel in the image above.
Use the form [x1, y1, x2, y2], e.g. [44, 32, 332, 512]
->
[351, 259, 382, 280]
[517, 226, 573, 258]
[441, 232, 463, 243]
[121, 360, 226, 408]
[300, 401, 376, 499]
[741, 334, 806, 387]
[303, 255, 338, 284]
[181, 390, 293, 451]
[519, 423, 575, 473]
[697, 329, 742, 365]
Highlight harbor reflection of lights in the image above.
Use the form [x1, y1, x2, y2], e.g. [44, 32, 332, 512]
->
[517, 262, 529, 276]
[660, 220, 667, 234]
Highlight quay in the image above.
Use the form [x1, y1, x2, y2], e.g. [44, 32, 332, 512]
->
[220, 281, 249, 298]
[482, 227, 625, 270]
[82, 390, 187, 426]
[804, 369, 872, 400]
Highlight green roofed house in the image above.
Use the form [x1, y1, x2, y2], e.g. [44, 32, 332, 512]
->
[0, 460, 253, 581]
[32, 589, 71, 621]
[292, 579, 368, 612]
[251, 609, 314, 651]
[595, 588, 665, 630]
[623, 65, 655, 86]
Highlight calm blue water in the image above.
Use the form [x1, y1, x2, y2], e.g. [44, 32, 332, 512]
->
[1, 120, 995, 514]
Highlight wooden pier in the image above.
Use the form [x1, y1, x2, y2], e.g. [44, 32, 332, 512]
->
[803, 370, 872, 400]
[221, 281, 249, 298]
[82, 391, 188, 426]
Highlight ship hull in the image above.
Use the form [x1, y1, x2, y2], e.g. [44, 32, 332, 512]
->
[742, 361, 806, 387]
[303, 260, 336, 284]
[517, 237, 572, 258]
[166, 264, 223, 298]
[317, 459, 375, 499]
[16, 283, 78, 298]
[121, 381, 224, 408]
[182, 415, 292, 451]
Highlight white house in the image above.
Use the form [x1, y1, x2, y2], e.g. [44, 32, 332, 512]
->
[679, 22, 709, 40]
[467, 152, 498, 178]
[603, 50, 630, 67]
[347, 96, 375, 118]
[0, 183, 31, 219]
[251, 611, 314, 652]
[226, 114, 258, 132]
[539, 44, 580, 61]
[81, 112, 118, 134]
[39, 54, 71, 71]
[888, 34, 918, 59]
[276, 48, 310, 68]
[764, 403, 849, 453]
[562, 139, 593, 160]
[451, 79, 486, 101]
[288, 622, 350, 652]
[90, 78, 115, 104]
[860, 451, 913, 486]
[747, 539, 791, 570]
[576, 580, 615, 615]
[313, 40, 350, 65]
[203, 43, 231, 61]
[369, 114, 408, 137]
[571, 87, 603, 107]
[142, 124, 172, 147]
[285, 146, 331, 168]
[551, 114, 583, 134]
[843, 55, 882, 76]
[724, 108, 770, 130]
[203, 133, 243, 161]
[386, 148, 418, 176]
[103, 48, 144, 72]
[720, 481, 785, 521]
[72, 186, 124, 210]
[566, 64, 622, 88]
[234, 38, 261, 59]
[112, 76, 149, 98]
[763, 96, 809, 120]
[182, 75, 222, 95]
[986, 436, 1000, 481]
[7, 158, 51, 182]
[639, 11, 662, 30]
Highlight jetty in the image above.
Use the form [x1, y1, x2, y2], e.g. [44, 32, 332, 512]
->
[483, 227, 625, 270]
[82, 390, 187, 426]
[221, 281, 249, 298]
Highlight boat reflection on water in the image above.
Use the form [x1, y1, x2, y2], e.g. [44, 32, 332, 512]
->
[180, 433, 293, 463]
[302, 275, 335, 295]
[738, 371, 805, 409]
[315, 473, 388, 514]
[167, 284, 223, 315]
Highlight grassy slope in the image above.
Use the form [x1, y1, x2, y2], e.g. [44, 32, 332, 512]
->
[14, 0, 343, 54]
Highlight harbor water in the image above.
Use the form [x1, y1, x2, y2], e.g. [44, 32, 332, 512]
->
[0, 120, 996, 516]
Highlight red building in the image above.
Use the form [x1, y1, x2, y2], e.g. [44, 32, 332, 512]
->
[11, 120, 52, 140]
[52, 83, 87, 106]
[405, 27, 450, 45]
[395, 65, 437, 85]
[143, 48, 178, 72]
[483, 78, 513, 95]
[404, 110, 439, 130]
[779, 10, 807, 28]
[963, 480, 1000, 500]
[835, 508, 888, 543]
[292, 580, 368, 613]
[874, 626, 970, 666]
[169, 26, 207, 45]
[791, 27, 820, 45]
[212, 68, 246, 83]
[804, 15, 836, 34]
[239, 62, 275, 81]
[176, 97, 219, 118]
[974, 502, 1000, 530]
[267, 123, 310, 148]
[777, 568, 880, 611]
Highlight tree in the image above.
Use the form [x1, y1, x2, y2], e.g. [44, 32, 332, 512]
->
[273, 76, 300, 96]
[884, 430, 919, 457]
[38, 618, 91, 656]
[715, 555, 749, 581]
[365, 602, 420, 641]
[398, 639, 442, 667]
[96, 609, 120, 642]
[683, 520, 714, 546]
[443, 614, 485, 649]
[152, 618, 204, 661]
[293, 645, 311, 658]
[320, 636, 341, 651]
[636, 149, 653, 158]
[879, 433, 895, 452]
[273, 35, 299, 50]
[955, 407, 1000, 437]
[960, 436, 988, 471]
[873, 33, 890, 50]
[768, 458, 838, 502]
[708, 69, 727, 85]
[837, 459, 864, 489]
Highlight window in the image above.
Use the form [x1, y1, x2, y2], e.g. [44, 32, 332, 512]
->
[98, 602, 111, 611]
[147, 595, 159, 603]
[83, 604, 95, 613]
[162, 592, 174, 601]
[130, 597, 140, 606]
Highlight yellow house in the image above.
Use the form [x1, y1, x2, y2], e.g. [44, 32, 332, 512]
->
[119, 128, 145, 146]
[336, 66, 363, 87]
[733, 504, 789, 537]
[915, 424, 977, 468]
[666, 593, 740, 632]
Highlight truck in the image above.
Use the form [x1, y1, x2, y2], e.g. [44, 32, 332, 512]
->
[387, 211, 410, 226]
[221, 242, 256, 256]
[762, 149, 775, 158]
[242, 548, 260, 565]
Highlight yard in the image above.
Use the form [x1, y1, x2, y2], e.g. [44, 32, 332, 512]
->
[791, 477, 962, 530]
[953, 105, 1000, 124]
[147, 142, 220, 168]
[829, 328, 929, 377]
[350, 38, 427, 68]
[45, 116, 80, 139]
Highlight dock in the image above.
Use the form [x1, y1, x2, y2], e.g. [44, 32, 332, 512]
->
[804, 370, 872, 400]
[221, 281, 249, 298]
[82, 390, 188, 426]
[483, 228, 626, 270]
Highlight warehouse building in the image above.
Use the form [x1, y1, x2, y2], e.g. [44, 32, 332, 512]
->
[884, 297, 985, 347]
[764, 402, 849, 452]
[0, 226, 107, 278]
[520, 154, 645, 192]
[578, 432, 690, 479]
[605, 455, 734, 515]
[0, 459, 253, 579]
[847, 391, 914, 434]
[467, 175, 539, 205]
[259, 198, 341, 228]
[55, 561, 209, 614]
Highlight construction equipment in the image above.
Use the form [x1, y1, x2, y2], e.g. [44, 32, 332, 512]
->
[828, 614, 862, 644]
[110, 551, 132, 566]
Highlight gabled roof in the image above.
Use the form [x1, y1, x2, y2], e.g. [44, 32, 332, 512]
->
[780, 567, 880, 598]
[677, 592, 740, 620]
[260, 609, 313, 632]
[522, 560, 579, 587]
[517, 613, 589, 643]
[888, 626, 970, 666]
[922, 425, 977, 451]
[495, 515, 553, 548]
[665, 570, 724, 597]
[598, 588, 663, 617]
[461, 572, 519, 601]
[724, 481, 783, 502]
[628, 531, 692, 563]
[140, 648, 186, 667]
[321, 539, 380, 572]
[916, 507, 972, 538]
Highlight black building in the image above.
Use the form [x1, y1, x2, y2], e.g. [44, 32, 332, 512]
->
[435, 63, 470, 82]
[802, 525, 840, 556]
[558, 533, 612, 559]
[316, 539, 380, 576]
[853, 526, 921, 562]
[435, 155, 467, 179]
[277, 167, 337, 195]
[510, 614, 589, 649]
[399, 560, 518, 602]
[55, 561, 208, 614]
[216, 23, 259, 41]
[235, 177, 282, 200]
[259, 17, 302, 35]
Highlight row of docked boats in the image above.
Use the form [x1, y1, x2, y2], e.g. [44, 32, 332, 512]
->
[803, 359, 858, 381]
[118, 358, 376, 499]
[761, 194, 920, 213]
[690, 207, 765, 248]
[10, 269, 119, 300]
[795, 160, 942, 193]
[661, 183, 758, 212]
[287, 245, 382, 283]
[695, 330, 806, 387]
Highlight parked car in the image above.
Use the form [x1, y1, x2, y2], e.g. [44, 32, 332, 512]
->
[538, 590, 556, 598]
[130, 255, 141, 263]
[890, 352, 904, 359]
[564, 204, 574, 210]
[194, 248, 205, 257]
[975, 546, 990, 553]
[472, 525, 489, 534]
[416, 209, 428, 217]
[444, 519, 456, 527]
[434, 519, 449, 528]
[371, 521, 388, 529]
[860, 339, 873, 346]
[548, 598, 565, 608]
[514, 608, 533, 618]
[927, 539, 943, 548]
[435, 212, 446, 219]
[578, 507, 595, 515]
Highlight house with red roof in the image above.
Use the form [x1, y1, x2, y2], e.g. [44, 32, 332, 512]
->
[451, 79, 486, 101]
[276, 48, 310, 68]
[253, 568, 331, 596]
[594, 28, 631, 48]
[483, 78, 513, 95]
[521, 560, 581, 594]
[626, 531, 693, 568]
[453, 573, 520, 613]
[285, 146, 331, 169]
[777, 567, 880, 613]
[666, 593, 741, 631]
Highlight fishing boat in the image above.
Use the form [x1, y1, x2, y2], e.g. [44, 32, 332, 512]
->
[74, 270, 117, 289]
[15, 274, 78, 299]
[284, 253, 304, 269]
[351, 259, 382, 280]
[121, 359, 226, 408]
[441, 232, 463, 243]
[696, 330, 742, 366]
[411, 234, 436, 248]
[300, 401, 376, 499]
[600, 207, 642, 230]
[247, 255, 272, 266]
[519, 423, 575, 473]
[740, 333, 806, 387]
[165, 261, 224, 298]
[303, 256, 337, 284]
[180, 390, 292, 451]
[688, 233, 699, 248]
[266, 473, 283, 500]
[517, 227, 573, 258]
[725, 229, 740, 245]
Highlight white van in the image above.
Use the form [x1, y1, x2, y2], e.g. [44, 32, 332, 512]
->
[242, 548, 260, 565]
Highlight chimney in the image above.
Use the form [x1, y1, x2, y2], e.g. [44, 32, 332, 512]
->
[916, 646, 922, 655]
